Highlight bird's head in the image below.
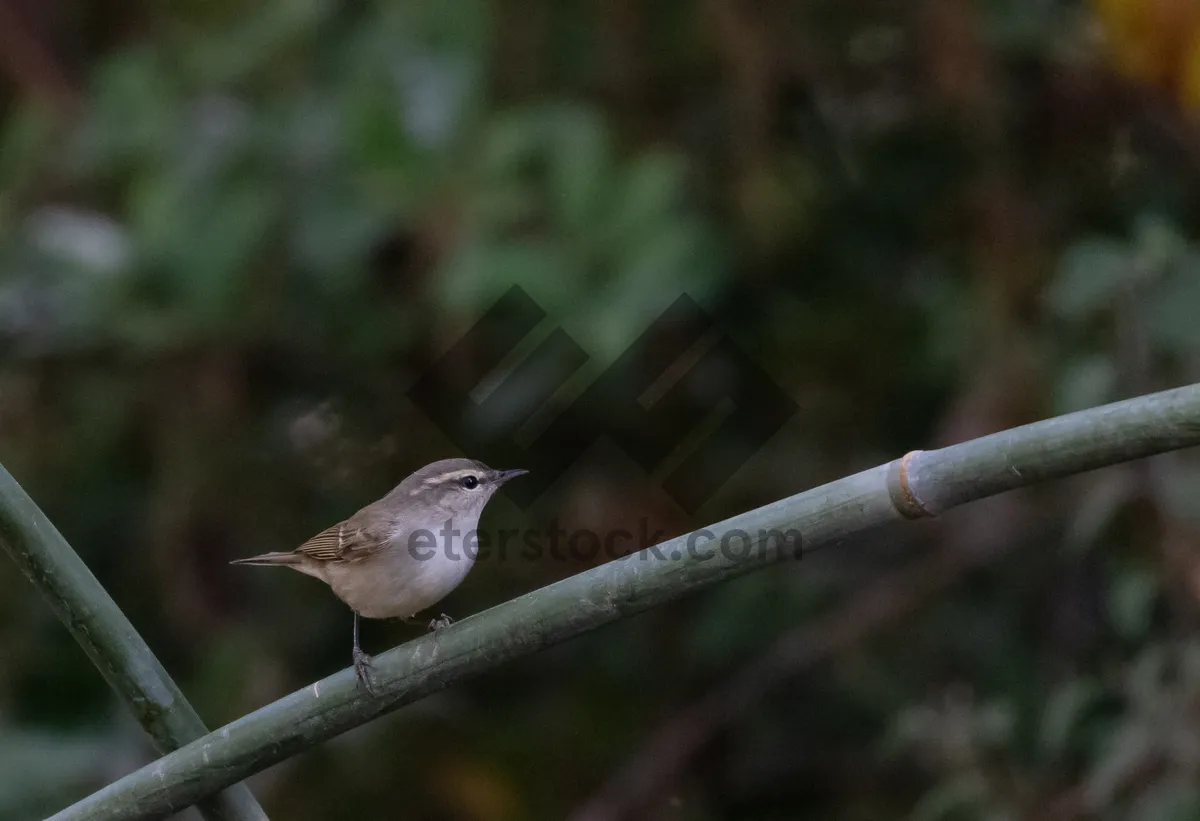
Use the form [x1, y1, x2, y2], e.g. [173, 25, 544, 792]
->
[396, 458, 527, 520]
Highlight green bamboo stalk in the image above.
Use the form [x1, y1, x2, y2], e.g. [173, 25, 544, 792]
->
[0, 464, 268, 821]
[49, 382, 1200, 821]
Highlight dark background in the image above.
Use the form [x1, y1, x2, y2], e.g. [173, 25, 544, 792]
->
[2, 1, 1200, 819]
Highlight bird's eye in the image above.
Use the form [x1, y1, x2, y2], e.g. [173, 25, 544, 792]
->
[459, 475, 480, 490]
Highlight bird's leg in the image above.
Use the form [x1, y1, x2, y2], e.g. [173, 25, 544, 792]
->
[427, 613, 454, 631]
[352, 611, 376, 696]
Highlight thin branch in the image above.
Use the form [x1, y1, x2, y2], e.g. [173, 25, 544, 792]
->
[50, 382, 1200, 821]
[0, 465, 268, 821]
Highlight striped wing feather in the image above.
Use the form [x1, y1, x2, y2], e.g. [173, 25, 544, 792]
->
[294, 520, 383, 563]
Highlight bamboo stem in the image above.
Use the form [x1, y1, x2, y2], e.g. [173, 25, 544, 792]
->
[0, 465, 268, 821]
[48, 382, 1200, 821]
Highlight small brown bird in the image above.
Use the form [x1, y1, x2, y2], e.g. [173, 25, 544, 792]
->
[231, 458, 526, 693]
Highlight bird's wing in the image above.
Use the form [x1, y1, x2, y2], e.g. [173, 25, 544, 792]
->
[294, 518, 387, 564]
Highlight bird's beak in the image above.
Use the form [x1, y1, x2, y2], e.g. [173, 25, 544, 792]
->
[493, 468, 529, 485]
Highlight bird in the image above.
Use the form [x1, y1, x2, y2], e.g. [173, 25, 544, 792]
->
[231, 458, 527, 693]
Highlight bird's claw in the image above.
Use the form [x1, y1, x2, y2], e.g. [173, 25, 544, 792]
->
[352, 647, 376, 696]
[427, 614, 454, 631]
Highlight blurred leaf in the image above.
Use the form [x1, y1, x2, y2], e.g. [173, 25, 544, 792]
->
[181, 0, 334, 85]
[1063, 472, 1135, 555]
[68, 49, 179, 177]
[347, 82, 421, 190]
[1127, 643, 1170, 707]
[394, 50, 476, 149]
[1131, 214, 1188, 276]
[1146, 257, 1200, 353]
[974, 701, 1016, 749]
[911, 774, 988, 821]
[682, 575, 784, 670]
[1053, 355, 1119, 415]
[1126, 782, 1200, 821]
[1155, 461, 1200, 525]
[0, 108, 57, 218]
[1108, 570, 1160, 642]
[1039, 678, 1103, 759]
[439, 239, 565, 315]
[546, 106, 611, 233]
[1047, 238, 1132, 320]
[290, 184, 388, 290]
[0, 729, 138, 821]
[479, 110, 543, 181]
[606, 152, 688, 245]
[26, 207, 132, 277]
[1086, 721, 1156, 807]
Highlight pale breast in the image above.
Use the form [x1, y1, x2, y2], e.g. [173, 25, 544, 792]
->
[324, 520, 479, 619]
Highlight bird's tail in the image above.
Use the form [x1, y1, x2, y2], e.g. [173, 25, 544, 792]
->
[229, 551, 301, 568]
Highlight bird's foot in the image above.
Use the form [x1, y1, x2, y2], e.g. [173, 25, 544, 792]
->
[427, 613, 454, 632]
[352, 647, 376, 696]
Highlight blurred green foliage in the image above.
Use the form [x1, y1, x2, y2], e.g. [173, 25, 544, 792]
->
[2, 0, 1200, 819]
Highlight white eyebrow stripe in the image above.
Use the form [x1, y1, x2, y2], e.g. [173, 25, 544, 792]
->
[418, 468, 483, 489]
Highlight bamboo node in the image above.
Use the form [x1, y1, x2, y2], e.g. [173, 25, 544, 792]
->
[890, 450, 932, 519]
